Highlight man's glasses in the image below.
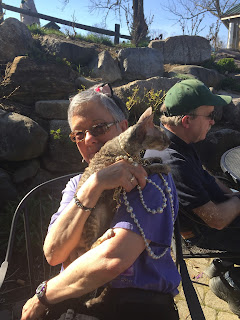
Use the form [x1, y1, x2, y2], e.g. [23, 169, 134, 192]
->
[69, 121, 119, 142]
[189, 111, 216, 121]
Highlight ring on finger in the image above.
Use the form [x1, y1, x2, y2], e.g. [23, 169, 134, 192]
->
[130, 175, 135, 183]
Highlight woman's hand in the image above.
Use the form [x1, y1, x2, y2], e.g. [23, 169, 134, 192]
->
[21, 295, 47, 320]
[94, 160, 148, 193]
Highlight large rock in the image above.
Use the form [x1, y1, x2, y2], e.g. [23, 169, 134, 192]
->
[40, 35, 98, 66]
[168, 65, 225, 88]
[75, 76, 100, 90]
[114, 76, 178, 103]
[222, 98, 240, 128]
[90, 50, 122, 83]
[114, 77, 178, 123]
[0, 168, 17, 206]
[149, 36, 211, 65]
[0, 18, 33, 62]
[1, 56, 78, 105]
[118, 48, 164, 81]
[42, 120, 84, 173]
[35, 100, 69, 120]
[12, 159, 40, 184]
[0, 110, 48, 161]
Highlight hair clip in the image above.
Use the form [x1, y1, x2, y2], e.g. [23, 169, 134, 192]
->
[94, 83, 113, 97]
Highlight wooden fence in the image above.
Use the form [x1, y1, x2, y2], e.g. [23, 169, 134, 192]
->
[0, 1, 131, 44]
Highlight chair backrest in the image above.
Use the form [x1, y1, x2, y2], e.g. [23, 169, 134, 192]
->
[173, 216, 206, 320]
[0, 172, 80, 296]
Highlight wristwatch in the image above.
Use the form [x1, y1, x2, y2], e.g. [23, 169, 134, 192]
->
[36, 281, 51, 307]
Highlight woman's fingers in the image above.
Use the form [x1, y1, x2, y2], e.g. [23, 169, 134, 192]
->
[130, 164, 147, 190]
[95, 159, 148, 192]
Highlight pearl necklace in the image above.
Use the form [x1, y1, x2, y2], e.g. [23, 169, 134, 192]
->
[115, 154, 139, 166]
[122, 173, 175, 259]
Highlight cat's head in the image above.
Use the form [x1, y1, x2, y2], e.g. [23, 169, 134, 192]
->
[118, 107, 170, 156]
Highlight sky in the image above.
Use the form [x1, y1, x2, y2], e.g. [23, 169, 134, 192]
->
[3, 0, 229, 46]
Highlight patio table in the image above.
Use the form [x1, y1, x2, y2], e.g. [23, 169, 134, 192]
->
[220, 146, 240, 186]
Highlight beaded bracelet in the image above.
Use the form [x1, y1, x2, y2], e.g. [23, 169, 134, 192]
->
[73, 195, 95, 212]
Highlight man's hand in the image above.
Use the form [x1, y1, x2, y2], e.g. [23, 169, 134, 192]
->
[21, 295, 47, 320]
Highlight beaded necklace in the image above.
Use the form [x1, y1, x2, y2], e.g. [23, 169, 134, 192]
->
[116, 136, 175, 259]
[122, 173, 175, 259]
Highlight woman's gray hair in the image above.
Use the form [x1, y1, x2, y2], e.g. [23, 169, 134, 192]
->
[68, 84, 128, 129]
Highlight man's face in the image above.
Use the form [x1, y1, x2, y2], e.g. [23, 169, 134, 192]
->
[187, 105, 215, 143]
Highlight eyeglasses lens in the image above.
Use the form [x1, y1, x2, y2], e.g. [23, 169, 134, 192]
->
[91, 124, 107, 136]
[70, 124, 109, 142]
[209, 111, 215, 120]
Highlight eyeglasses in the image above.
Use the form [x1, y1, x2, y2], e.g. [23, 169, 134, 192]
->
[69, 121, 119, 142]
[189, 111, 216, 121]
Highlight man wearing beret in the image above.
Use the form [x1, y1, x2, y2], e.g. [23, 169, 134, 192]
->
[145, 79, 240, 316]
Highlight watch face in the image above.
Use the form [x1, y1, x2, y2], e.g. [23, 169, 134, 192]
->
[36, 282, 47, 298]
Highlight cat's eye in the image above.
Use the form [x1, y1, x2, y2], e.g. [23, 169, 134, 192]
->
[69, 121, 119, 142]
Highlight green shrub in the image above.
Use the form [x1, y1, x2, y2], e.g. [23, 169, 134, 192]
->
[28, 24, 64, 36]
[118, 41, 135, 48]
[216, 58, 238, 73]
[202, 56, 239, 74]
[137, 39, 150, 47]
[126, 86, 165, 125]
[75, 33, 113, 46]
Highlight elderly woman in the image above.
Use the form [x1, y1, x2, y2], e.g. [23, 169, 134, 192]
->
[21, 84, 180, 320]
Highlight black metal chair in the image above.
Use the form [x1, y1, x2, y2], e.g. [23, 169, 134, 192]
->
[2, 172, 235, 320]
[173, 217, 206, 320]
[178, 205, 240, 260]
[171, 203, 240, 320]
[0, 172, 79, 296]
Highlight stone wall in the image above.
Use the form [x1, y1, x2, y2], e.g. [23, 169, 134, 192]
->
[1, 17, 240, 206]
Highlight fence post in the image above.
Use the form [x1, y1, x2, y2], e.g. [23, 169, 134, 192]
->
[114, 24, 120, 45]
[0, 0, 4, 24]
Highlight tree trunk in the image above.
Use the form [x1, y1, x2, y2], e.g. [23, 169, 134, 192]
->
[0, 0, 4, 24]
[131, 0, 148, 46]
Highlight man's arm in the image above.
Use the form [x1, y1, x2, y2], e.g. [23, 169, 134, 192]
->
[193, 196, 240, 230]
[214, 177, 234, 194]
[21, 228, 146, 320]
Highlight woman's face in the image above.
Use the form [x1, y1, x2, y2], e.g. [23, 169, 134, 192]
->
[71, 100, 128, 163]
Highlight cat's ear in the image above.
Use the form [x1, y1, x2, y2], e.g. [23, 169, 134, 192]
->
[137, 107, 154, 128]
[137, 107, 153, 124]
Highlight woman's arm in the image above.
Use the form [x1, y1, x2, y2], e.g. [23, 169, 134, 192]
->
[22, 228, 146, 320]
[44, 161, 147, 266]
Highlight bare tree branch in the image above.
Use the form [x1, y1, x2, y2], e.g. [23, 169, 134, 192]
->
[163, 0, 237, 41]
[88, 0, 150, 45]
